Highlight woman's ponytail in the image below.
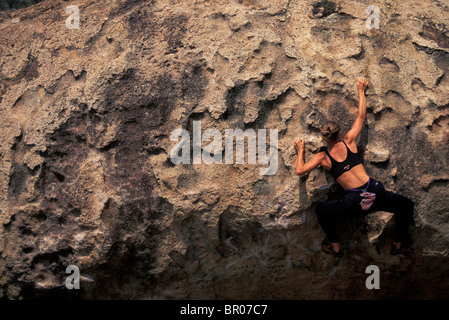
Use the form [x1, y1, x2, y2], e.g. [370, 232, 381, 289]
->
[320, 121, 340, 142]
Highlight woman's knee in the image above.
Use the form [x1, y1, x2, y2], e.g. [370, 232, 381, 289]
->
[403, 197, 415, 223]
[315, 203, 327, 219]
[402, 196, 414, 212]
[315, 202, 334, 221]
[315, 203, 323, 216]
[315, 201, 330, 212]
[383, 191, 414, 214]
[392, 195, 415, 226]
[408, 198, 414, 210]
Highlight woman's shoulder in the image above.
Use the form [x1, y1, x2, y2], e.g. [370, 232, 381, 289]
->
[317, 146, 328, 153]
[343, 137, 358, 153]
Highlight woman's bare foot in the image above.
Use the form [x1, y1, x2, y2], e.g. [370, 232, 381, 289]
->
[391, 242, 411, 255]
[322, 240, 343, 257]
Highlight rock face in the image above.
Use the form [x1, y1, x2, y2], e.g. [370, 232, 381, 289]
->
[0, 0, 44, 11]
[0, 0, 449, 299]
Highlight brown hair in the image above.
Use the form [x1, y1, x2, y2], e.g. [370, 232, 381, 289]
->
[320, 121, 341, 142]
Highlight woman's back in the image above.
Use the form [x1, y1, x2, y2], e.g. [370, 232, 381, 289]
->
[322, 139, 370, 190]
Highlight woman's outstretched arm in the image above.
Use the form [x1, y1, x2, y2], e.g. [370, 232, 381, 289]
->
[294, 138, 325, 176]
[345, 78, 368, 144]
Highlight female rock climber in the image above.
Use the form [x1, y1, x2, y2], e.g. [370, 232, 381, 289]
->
[294, 78, 414, 257]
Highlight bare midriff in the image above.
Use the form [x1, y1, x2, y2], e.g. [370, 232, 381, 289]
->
[336, 164, 370, 190]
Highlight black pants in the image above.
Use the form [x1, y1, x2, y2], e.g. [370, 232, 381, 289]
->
[315, 178, 414, 243]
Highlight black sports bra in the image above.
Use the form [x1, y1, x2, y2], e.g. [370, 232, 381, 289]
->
[324, 141, 363, 179]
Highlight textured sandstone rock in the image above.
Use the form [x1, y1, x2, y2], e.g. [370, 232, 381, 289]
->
[365, 145, 390, 163]
[0, 0, 448, 299]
